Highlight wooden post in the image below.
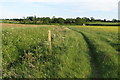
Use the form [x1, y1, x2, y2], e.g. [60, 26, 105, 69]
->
[83, 24, 86, 26]
[48, 30, 52, 52]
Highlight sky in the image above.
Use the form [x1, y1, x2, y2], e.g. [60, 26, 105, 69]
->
[0, 0, 119, 20]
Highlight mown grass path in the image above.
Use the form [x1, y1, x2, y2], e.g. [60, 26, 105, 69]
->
[69, 27, 118, 78]
[68, 27, 100, 78]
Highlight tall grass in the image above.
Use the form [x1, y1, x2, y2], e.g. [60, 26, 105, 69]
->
[2, 24, 119, 78]
[2, 25, 92, 78]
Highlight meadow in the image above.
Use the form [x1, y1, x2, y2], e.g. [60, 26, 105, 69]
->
[2, 23, 119, 78]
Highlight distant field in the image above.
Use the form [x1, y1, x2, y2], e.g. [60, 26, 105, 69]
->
[1, 20, 119, 26]
[87, 22, 119, 24]
[2, 23, 119, 78]
[1, 23, 55, 27]
[86, 22, 119, 26]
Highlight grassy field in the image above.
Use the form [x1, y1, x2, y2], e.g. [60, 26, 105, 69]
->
[2, 23, 119, 78]
[87, 22, 119, 25]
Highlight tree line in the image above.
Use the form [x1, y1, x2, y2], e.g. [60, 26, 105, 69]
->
[2, 16, 120, 25]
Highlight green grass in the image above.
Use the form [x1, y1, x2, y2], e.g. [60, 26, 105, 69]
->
[2, 24, 119, 78]
[69, 26, 118, 78]
[1, 20, 19, 23]
[87, 22, 119, 25]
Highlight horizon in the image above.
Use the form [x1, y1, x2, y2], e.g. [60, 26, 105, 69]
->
[0, 16, 119, 21]
[0, 0, 119, 20]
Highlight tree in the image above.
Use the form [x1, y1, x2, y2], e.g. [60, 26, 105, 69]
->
[33, 15, 37, 24]
[90, 17, 95, 22]
[65, 18, 75, 24]
[51, 17, 58, 23]
[112, 19, 117, 22]
[103, 19, 106, 22]
[27, 16, 34, 21]
[75, 17, 85, 25]
[82, 17, 90, 22]
[43, 17, 51, 24]
[57, 18, 64, 24]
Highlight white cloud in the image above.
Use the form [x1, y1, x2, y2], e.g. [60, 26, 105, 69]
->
[26, 0, 119, 3]
[1, 0, 119, 3]
[1, 0, 119, 11]
[0, 0, 119, 19]
[28, 0, 119, 11]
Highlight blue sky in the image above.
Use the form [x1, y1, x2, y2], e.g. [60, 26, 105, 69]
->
[0, 0, 119, 20]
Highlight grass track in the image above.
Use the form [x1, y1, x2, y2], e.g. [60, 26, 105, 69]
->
[69, 27, 118, 78]
[67, 28, 100, 77]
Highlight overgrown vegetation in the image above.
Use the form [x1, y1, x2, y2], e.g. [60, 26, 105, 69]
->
[2, 23, 119, 78]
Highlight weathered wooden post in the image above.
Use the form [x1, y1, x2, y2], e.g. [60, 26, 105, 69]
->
[83, 24, 86, 26]
[48, 30, 52, 52]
